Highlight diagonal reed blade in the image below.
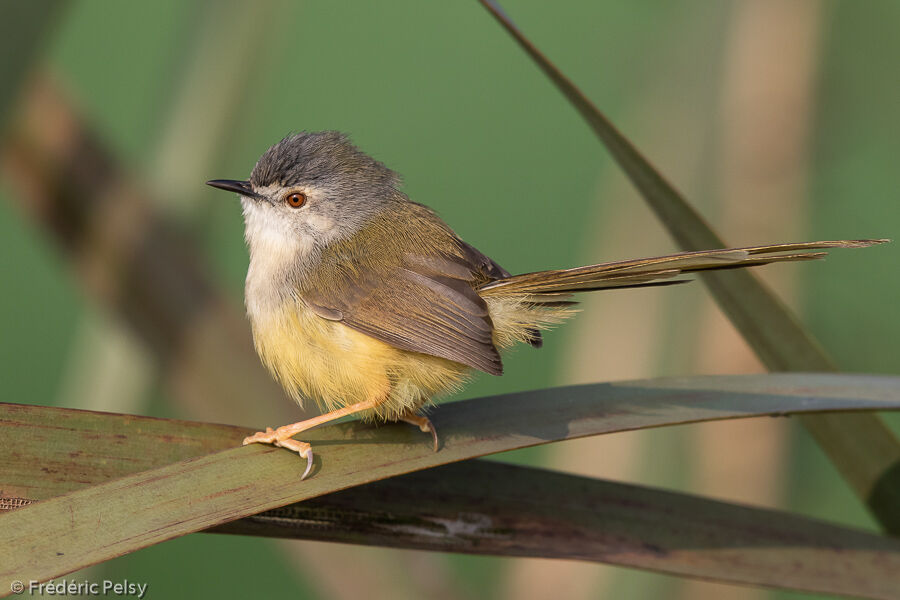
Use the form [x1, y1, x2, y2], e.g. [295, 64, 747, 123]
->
[477, 0, 900, 534]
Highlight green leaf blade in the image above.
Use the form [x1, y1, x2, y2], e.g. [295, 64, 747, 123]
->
[2, 373, 900, 595]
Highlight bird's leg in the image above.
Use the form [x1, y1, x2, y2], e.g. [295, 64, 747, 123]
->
[398, 411, 439, 452]
[243, 391, 387, 479]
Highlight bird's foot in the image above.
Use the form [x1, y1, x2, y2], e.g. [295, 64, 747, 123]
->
[399, 413, 440, 452]
[241, 397, 389, 480]
[243, 427, 313, 480]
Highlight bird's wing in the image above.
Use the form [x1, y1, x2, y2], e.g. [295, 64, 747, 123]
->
[303, 242, 506, 376]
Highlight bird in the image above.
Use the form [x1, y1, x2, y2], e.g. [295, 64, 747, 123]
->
[207, 131, 885, 479]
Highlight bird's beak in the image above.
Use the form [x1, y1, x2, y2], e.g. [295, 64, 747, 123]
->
[206, 179, 264, 201]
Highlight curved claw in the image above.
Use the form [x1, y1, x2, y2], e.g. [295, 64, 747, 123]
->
[244, 430, 315, 479]
[274, 437, 314, 479]
[400, 414, 440, 452]
[424, 419, 439, 452]
[301, 449, 314, 480]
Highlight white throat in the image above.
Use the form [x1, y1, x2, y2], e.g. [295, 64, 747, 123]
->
[241, 197, 316, 322]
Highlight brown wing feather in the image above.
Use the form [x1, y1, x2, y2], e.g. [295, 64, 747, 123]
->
[305, 256, 503, 375]
[301, 202, 508, 375]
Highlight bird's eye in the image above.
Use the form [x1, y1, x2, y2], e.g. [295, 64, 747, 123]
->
[285, 192, 306, 208]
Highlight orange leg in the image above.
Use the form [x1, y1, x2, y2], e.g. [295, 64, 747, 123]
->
[398, 412, 439, 452]
[243, 396, 384, 480]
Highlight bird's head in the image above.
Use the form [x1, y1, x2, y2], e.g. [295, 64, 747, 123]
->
[207, 131, 402, 256]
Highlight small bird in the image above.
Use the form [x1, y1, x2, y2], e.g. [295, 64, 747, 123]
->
[208, 131, 884, 478]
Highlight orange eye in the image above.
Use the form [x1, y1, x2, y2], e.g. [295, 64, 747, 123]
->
[286, 192, 306, 208]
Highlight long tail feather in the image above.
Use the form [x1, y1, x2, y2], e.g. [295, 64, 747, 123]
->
[477, 239, 888, 297]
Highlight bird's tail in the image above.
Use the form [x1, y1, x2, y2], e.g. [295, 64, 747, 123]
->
[477, 239, 887, 300]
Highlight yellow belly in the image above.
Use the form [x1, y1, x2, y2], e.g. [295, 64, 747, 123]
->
[250, 300, 470, 421]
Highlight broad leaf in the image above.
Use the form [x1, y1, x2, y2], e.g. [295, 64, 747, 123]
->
[2, 373, 899, 596]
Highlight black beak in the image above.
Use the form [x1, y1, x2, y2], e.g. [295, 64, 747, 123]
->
[206, 179, 262, 200]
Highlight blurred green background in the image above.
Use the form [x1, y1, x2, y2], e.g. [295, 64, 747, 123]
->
[1, 1, 898, 598]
